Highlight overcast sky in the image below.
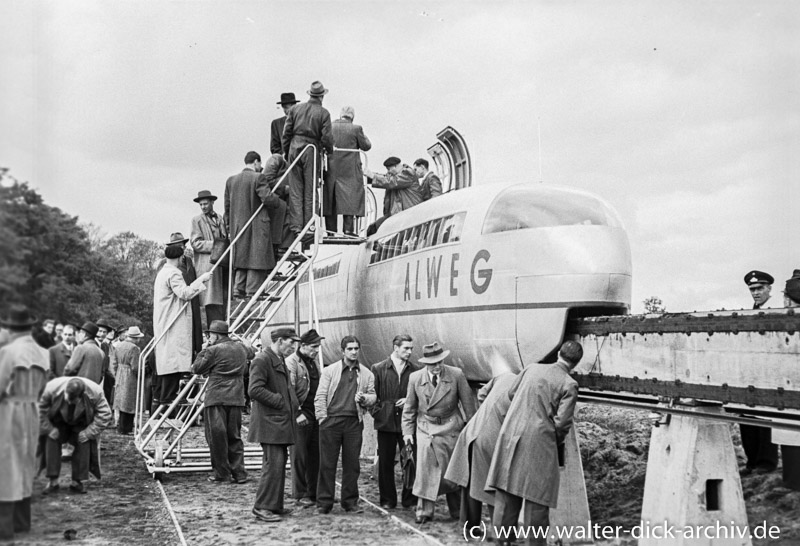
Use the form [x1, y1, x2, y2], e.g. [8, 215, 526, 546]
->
[2, 1, 798, 313]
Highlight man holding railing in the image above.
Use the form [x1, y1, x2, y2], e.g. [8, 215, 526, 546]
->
[281, 81, 334, 245]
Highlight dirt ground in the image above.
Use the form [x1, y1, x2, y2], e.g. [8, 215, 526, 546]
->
[16, 405, 800, 545]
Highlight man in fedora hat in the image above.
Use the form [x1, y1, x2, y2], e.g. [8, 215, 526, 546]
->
[0, 305, 48, 540]
[190, 190, 229, 325]
[402, 341, 476, 524]
[40, 376, 112, 495]
[281, 81, 334, 243]
[191, 320, 254, 484]
[64, 322, 105, 385]
[224, 152, 283, 299]
[166, 233, 204, 357]
[271, 92, 300, 155]
[95, 318, 117, 411]
[285, 328, 325, 505]
[112, 326, 145, 435]
[486, 341, 584, 545]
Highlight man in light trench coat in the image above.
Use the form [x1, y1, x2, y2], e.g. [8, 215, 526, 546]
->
[402, 341, 476, 524]
[485, 341, 583, 546]
[190, 190, 229, 325]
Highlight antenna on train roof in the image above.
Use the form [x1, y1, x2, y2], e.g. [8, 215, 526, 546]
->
[537, 117, 543, 183]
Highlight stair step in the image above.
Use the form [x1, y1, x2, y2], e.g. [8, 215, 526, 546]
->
[321, 236, 365, 245]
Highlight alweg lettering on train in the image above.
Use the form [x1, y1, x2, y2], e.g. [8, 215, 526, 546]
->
[403, 250, 492, 301]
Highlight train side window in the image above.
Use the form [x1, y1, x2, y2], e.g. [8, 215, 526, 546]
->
[440, 212, 466, 244]
[415, 223, 430, 251]
[386, 232, 402, 259]
[427, 218, 443, 247]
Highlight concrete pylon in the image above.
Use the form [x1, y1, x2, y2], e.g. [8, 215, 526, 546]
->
[640, 407, 750, 546]
[550, 426, 593, 544]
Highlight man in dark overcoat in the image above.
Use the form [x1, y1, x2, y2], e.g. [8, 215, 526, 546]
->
[224, 151, 282, 298]
[370, 334, 420, 509]
[281, 81, 334, 240]
[270, 92, 299, 155]
[402, 341, 476, 524]
[262, 153, 293, 257]
[485, 341, 583, 546]
[248, 327, 299, 522]
[191, 321, 253, 483]
[63, 322, 104, 384]
[324, 106, 371, 235]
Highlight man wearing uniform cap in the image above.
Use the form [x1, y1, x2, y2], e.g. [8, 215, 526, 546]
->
[249, 327, 300, 522]
[740, 270, 779, 475]
[191, 190, 229, 326]
[281, 81, 334, 243]
[64, 322, 105, 385]
[192, 321, 254, 484]
[402, 341, 476, 523]
[285, 328, 325, 505]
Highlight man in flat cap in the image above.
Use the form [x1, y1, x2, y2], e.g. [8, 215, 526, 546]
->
[281, 81, 334, 244]
[191, 190, 229, 325]
[249, 327, 300, 522]
[740, 270, 779, 475]
[271, 92, 300, 155]
[192, 320, 254, 483]
[402, 341, 476, 523]
[64, 322, 105, 385]
[314, 336, 376, 514]
[0, 306, 48, 540]
[285, 328, 325, 506]
[366, 157, 424, 220]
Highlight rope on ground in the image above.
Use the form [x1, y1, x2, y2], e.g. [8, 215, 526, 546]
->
[335, 479, 445, 546]
[156, 480, 188, 546]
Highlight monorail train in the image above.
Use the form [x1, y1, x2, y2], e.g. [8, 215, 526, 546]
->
[270, 181, 632, 383]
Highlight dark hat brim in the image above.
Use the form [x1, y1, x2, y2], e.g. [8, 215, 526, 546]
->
[418, 349, 450, 364]
[166, 238, 190, 246]
[277, 99, 300, 105]
[193, 195, 218, 203]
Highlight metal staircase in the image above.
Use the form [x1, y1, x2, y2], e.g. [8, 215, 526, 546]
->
[133, 144, 375, 478]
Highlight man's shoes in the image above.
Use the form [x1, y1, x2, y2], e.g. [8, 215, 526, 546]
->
[343, 506, 364, 514]
[297, 497, 315, 507]
[231, 476, 250, 484]
[414, 515, 430, 524]
[270, 508, 293, 516]
[42, 483, 59, 495]
[317, 506, 332, 515]
[207, 475, 229, 483]
[69, 481, 86, 494]
[252, 508, 281, 522]
[380, 503, 395, 510]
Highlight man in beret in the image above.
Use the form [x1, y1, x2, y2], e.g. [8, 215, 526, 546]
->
[281, 81, 334, 244]
[191, 190, 229, 326]
[249, 327, 299, 522]
[0, 305, 48, 540]
[192, 321, 254, 483]
[366, 156, 424, 219]
[64, 322, 105, 385]
[740, 270, 779, 474]
[285, 329, 325, 506]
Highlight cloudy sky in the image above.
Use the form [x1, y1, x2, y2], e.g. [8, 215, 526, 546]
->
[2, 1, 798, 313]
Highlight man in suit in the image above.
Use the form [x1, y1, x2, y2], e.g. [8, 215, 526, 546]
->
[192, 321, 253, 483]
[485, 341, 583, 546]
[402, 341, 476, 524]
[48, 324, 76, 379]
[190, 190, 229, 325]
[64, 322, 105, 385]
[224, 151, 282, 299]
[740, 270, 779, 474]
[0, 305, 48, 541]
[314, 336, 376, 514]
[324, 106, 372, 235]
[248, 327, 299, 522]
[281, 81, 334, 242]
[40, 376, 112, 495]
[270, 92, 299, 155]
[285, 329, 325, 506]
[413, 158, 443, 201]
[371, 334, 420, 509]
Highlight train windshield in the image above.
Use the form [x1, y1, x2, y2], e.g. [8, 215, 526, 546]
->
[482, 185, 624, 234]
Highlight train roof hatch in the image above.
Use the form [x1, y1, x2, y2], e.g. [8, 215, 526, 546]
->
[427, 126, 472, 193]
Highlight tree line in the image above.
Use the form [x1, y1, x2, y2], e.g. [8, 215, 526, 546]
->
[0, 175, 160, 334]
